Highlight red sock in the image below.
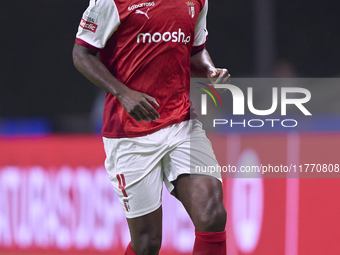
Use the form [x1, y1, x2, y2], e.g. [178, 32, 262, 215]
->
[124, 242, 136, 255]
[193, 230, 227, 255]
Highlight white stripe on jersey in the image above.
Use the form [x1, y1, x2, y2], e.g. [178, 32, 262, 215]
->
[193, 0, 208, 47]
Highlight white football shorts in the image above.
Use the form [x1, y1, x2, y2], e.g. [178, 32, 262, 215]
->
[103, 119, 222, 218]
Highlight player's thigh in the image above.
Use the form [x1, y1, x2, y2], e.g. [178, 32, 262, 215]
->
[103, 136, 165, 219]
[162, 120, 225, 231]
[162, 119, 222, 193]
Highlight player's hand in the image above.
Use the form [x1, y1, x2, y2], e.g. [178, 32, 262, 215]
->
[208, 68, 231, 93]
[117, 89, 160, 122]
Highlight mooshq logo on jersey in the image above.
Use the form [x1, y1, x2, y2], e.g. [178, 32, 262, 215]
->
[137, 29, 191, 44]
[197, 82, 312, 128]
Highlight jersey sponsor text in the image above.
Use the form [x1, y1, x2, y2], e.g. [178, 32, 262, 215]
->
[128, 1, 155, 11]
[137, 28, 191, 44]
[80, 18, 98, 33]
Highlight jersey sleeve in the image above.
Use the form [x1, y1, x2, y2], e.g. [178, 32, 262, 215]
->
[192, 0, 208, 50]
[75, 0, 120, 51]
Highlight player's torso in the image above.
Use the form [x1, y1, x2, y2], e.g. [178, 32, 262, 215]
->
[102, 0, 204, 84]
[99, 0, 205, 137]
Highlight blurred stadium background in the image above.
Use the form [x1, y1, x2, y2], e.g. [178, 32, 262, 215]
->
[1, 0, 340, 254]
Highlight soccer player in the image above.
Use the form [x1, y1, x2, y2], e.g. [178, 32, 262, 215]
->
[72, 0, 229, 254]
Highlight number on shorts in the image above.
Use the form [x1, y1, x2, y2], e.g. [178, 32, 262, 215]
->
[116, 174, 128, 197]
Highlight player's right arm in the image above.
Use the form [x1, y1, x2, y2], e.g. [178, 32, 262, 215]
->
[72, 44, 159, 122]
[72, 0, 159, 122]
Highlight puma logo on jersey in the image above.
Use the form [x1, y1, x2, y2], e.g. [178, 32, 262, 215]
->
[135, 8, 150, 19]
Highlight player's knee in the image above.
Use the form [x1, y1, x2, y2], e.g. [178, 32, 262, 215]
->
[132, 234, 162, 255]
[197, 202, 227, 232]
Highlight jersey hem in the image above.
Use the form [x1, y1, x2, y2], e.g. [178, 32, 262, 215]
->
[102, 115, 190, 138]
[192, 36, 208, 54]
[75, 38, 101, 52]
[191, 42, 206, 55]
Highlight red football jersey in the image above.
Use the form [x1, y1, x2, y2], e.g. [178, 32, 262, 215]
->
[76, 0, 208, 138]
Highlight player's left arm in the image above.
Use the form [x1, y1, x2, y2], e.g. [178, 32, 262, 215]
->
[190, 0, 230, 83]
[190, 48, 230, 83]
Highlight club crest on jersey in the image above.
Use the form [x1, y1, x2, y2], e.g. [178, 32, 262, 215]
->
[186, 1, 195, 18]
[123, 199, 130, 212]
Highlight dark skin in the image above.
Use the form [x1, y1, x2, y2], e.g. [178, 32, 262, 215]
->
[126, 175, 225, 255]
[73, 43, 229, 255]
